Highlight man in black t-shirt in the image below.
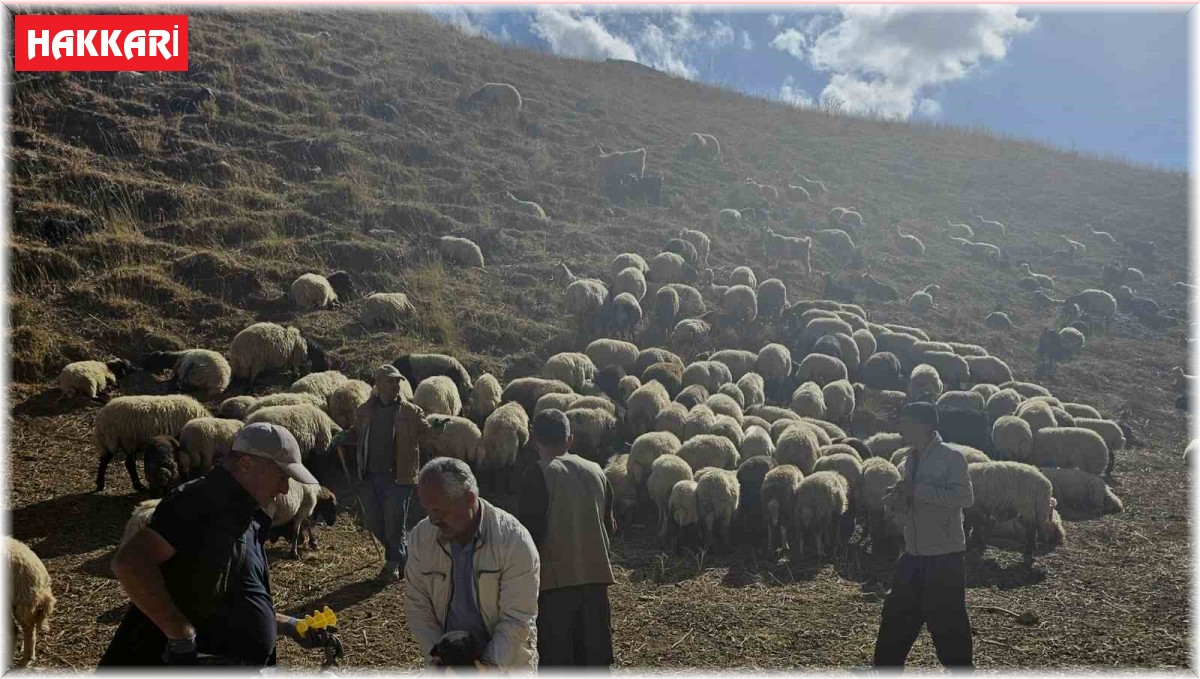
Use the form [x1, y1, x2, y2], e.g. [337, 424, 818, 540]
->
[99, 423, 336, 668]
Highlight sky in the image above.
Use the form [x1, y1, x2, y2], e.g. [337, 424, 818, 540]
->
[422, 5, 1188, 171]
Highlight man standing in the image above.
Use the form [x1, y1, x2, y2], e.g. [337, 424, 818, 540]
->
[404, 457, 540, 670]
[874, 402, 975, 670]
[351, 364, 432, 584]
[516, 409, 616, 668]
[100, 423, 336, 667]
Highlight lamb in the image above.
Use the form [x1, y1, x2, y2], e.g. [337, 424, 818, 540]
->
[1071, 418, 1125, 475]
[228, 322, 317, 389]
[267, 479, 338, 558]
[613, 266, 648, 301]
[439, 235, 487, 267]
[289, 370, 349, 409]
[737, 372, 766, 409]
[667, 479, 700, 551]
[1038, 467, 1123, 514]
[796, 354, 848, 387]
[480, 402, 530, 491]
[789, 382, 827, 420]
[289, 273, 338, 311]
[177, 417, 243, 479]
[217, 395, 258, 420]
[648, 454, 693, 538]
[541, 352, 597, 392]
[394, 353, 474, 403]
[414, 375, 464, 417]
[696, 468, 741, 550]
[143, 349, 232, 399]
[892, 223, 926, 257]
[246, 404, 341, 458]
[1032, 427, 1109, 476]
[683, 361, 733, 395]
[593, 147, 647, 180]
[359, 292, 416, 329]
[57, 359, 132, 401]
[965, 461, 1064, 564]
[466, 82, 522, 113]
[469, 374, 503, 423]
[793, 471, 850, 561]
[964, 355, 1014, 385]
[6, 537, 55, 667]
[908, 364, 944, 402]
[94, 395, 211, 492]
[983, 312, 1015, 331]
[774, 424, 821, 475]
[908, 285, 939, 314]
[677, 434, 740, 472]
[991, 415, 1033, 463]
[822, 380, 855, 425]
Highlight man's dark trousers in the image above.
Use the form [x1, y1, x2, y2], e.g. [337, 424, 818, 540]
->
[536, 584, 613, 668]
[874, 551, 974, 669]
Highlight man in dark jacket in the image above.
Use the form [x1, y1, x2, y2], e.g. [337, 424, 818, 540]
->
[874, 402, 975, 670]
[100, 423, 336, 667]
[515, 409, 616, 668]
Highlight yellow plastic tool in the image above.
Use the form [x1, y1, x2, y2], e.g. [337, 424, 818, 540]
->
[295, 606, 338, 637]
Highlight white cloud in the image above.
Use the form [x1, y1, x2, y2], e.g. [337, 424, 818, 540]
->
[424, 7, 490, 38]
[530, 7, 638, 61]
[779, 75, 813, 107]
[710, 20, 735, 47]
[741, 30, 755, 51]
[769, 29, 807, 59]
[638, 22, 698, 79]
[806, 6, 1035, 119]
[916, 98, 942, 118]
[768, 13, 784, 28]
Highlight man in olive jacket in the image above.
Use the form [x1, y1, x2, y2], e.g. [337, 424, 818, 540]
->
[874, 402, 975, 670]
[351, 364, 432, 584]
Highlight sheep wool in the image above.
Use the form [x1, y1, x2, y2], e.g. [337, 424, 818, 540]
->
[756, 344, 793, 382]
[245, 392, 326, 417]
[246, 404, 341, 458]
[614, 267, 648, 301]
[6, 537, 55, 667]
[1017, 400, 1057, 434]
[290, 370, 349, 409]
[710, 349, 758, 382]
[289, 273, 338, 311]
[696, 468, 741, 548]
[992, 415, 1034, 463]
[985, 389, 1024, 422]
[775, 425, 821, 475]
[794, 471, 850, 560]
[797, 354, 848, 387]
[228, 322, 309, 385]
[1038, 467, 1123, 514]
[627, 380, 672, 437]
[736, 372, 766, 410]
[481, 402, 530, 471]
[178, 417, 243, 478]
[678, 434, 740, 472]
[359, 293, 416, 329]
[669, 480, 700, 537]
[790, 382, 827, 420]
[586, 339, 640, 373]
[58, 361, 121, 399]
[414, 375, 464, 417]
[654, 402, 689, 440]
[438, 236, 485, 268]
[610, 253, 649, 280]
[937, 390, 985, 413]
[541, 352, 597, 392]
[965, 356, 1014, 385]
[217, 395, 258, 421]
[1032, 427, 1109, 476]
[426, 415, 485, 465]
[94, 395, 211, 491]
[908, 364, 944, 402]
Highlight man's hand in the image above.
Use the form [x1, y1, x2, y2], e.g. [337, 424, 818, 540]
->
[162, 632, 198, 665]
[884, 480, 912, 508]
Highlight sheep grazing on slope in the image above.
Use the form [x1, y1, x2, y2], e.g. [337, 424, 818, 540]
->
[470, 373, 503, 423]
[359, 292, 416, 329]
[94, 395, 211, 492]
[466, 82, 522, 113]
[289, 370, 348, 410]
[439, 235, 486, 267]
[267, 479, 338, 559]
[228, 322, 320, 389]
[983, 311, 1015, 331]
[289, 273, 339, 311]
[908, 285, 939, 314]
[413, 375, 464, 417]
[682, 132, 721, 162]
[992, 415, 1034, 463]
[57, 359, 133, 401]
[593, 146, 647, 181]
[965, 461, 1064, 564]
[793, 471, 849, 561]
[892, 223, 926, 257]
[142, 349, 232, 399]
[394, 353, 474, 404]
[6, 537, 55, 667]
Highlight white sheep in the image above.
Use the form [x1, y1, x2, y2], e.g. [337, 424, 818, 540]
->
[1038, 466, 1122, 515]
[569, 396, 617, 417]
[822, 379, 855, 425]
[709, 415, 745, 450]
[971, 383, 1001, 402]
[565, 279, 608, 324]
[540, 352, 596, 392]
[1063, 289, 1118, 327]
[936, 390, 985, 413]
[908, 285, 938, 314]
[671, 319, 711, 355]
[629, 431, 682, 490]
[144, 349, 232, 399]
[660, 283, 706, 318]
[679, 229, 712, 266]
[696, 468, 740, 549]
[1059, 234, 1086, 258]
[991, 415, 1033, 463]
[737, 372, 766, 409]
[228, 322, 311, 387]
[723, 285, 758, 323]
[786, 183, 812, 202]
[267, 478, 338, 558]
[289, 273, 338, 311]
[424, 415, 485, 465]
[610, 253, 649, 279]
[755, 343, 792, 385]
[217, 395, 258, 420]
[565, 407, 619, 462]
[649, 252, 693, 284]
[327, 379, 372, 430]
[614, 266, 648, 301]
[972, 215, 1007, 239]
[359, 292, 416, 329]
[729, 266, 757, 289]
[741, 425, 775, 460]
[789, 382, 826, 420]
[648, 454, 693, 538]
[964, 355, 1014, 386]
[706, 393, 744, 423]
[6, 537, 55, 667]
[177, 417, 242, 479]
[683, 132, 721, 162]
[793, 471, 849, 561]
[678, 434, 740, 472]
[797, 354, 848, 387]
[919, 351, 969, 389]
[627, 380, 671, 437]
[246, 404, 341, 458]
[245, 392, 326, 417]
[943, 218, 974, 240]
[1032, 427, 1109, 476]
[908, 364, 944, 402]
[985, 388, 1024, 421]
[1071, 418, 1124, 474]
[667, 479, 700, 549]
[966, 461, 1064, 563]
[865, 432, 905, 459]
[812, 229, 857, 262]
[467, 82, 522, 112]
[654, 402, 688, 440]
[851, 328, 878, 361]
[585, 338, 639, 373]
[775, 424, 821, 474]
[413, 375, 463, 417]
[481, 402, 530, 483]
[593, 146, 647, 179]
[718, 208, 742, 230]
[94, 395, 211, 492]
[892, 223, 926, 257]
[1017, 399, 1058, 434]
[800, 317, 855, 351]
[760, 464, 803, 554]
[706, 350, 756, 383]
[961, 240, 1003, 263]
[289, 370, 348, 409]
[439, 235, 487, 267]
[683, 404, 717, 442]
[534, 393, 580, 417]
[57, 359, 130, 400]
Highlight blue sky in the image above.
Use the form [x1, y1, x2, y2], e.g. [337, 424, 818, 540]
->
[423, 5, 1188, 170]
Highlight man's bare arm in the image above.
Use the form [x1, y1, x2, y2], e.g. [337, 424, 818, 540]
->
[111, 528, 195, 640]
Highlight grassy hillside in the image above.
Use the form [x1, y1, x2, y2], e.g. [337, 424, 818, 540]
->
[7, 9, 1190, 669]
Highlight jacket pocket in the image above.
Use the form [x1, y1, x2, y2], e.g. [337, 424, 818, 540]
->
[477, 570, 501, 624]
[423, 571, 450, 626]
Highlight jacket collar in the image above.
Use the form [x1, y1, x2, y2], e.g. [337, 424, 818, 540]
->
[915, 432, 944, 457]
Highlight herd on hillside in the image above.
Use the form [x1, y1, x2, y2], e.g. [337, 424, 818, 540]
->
[9, 78, 1195, 668]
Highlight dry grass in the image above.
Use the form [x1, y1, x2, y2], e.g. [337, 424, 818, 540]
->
[6, 8, 1190, 671]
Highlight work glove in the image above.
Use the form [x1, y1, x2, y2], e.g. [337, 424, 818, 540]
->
[283, 617, 341, 651]
[162, 632, 198, 665]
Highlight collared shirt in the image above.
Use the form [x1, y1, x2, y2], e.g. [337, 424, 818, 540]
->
[445, 528, 491, 648]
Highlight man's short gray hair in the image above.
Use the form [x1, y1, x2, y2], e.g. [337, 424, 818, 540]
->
[417, 457, 479, 498]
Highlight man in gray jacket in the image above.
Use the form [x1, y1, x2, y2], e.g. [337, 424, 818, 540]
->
[874, 402, 975, 670]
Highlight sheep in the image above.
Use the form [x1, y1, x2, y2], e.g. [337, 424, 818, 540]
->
[1032, 427, 1109, 476]
[649, 454, 694, 539]
[747, 405, 800, 425]
[676, 229, 712, 268]
[682, 361, 733, 395]
[937, 390, 985, 413]
[314, 379, 370, 430]
[718, 208, 742, 230]
[289, 370, 349, 409]
[960, 240, 1003, 263]
[892, 223, 925, 257]
[796, 354, 848, 387]
[593, 146, 647, 180]
[635, 348, 684, 376]
[737, 372, 766, 410]
[143, 349, 232, 399]
[246, 404, 341, 459]
[423, 415, 485, 466]
[671, 319, 711, 355]
[874, 331, 921, 362]
[852, 385, 907, 434]
[228, 322, 314, 389]
[289, 273, 338, 311]
[667, 479, 700, 551]
[438, 235, 487, 267]
[706, 393, 744, 423]
[793, 172, 827, 195]
[938, 405, 993, 453]
[610, 253, 649, 279]
[822, 380, 855, 425]
[175, 417, 243, 479]
[585, 339, 639, 374]
[985, 388, 1024, 422]
[665, 238, 700, 267]
[568, 396, 618, 417]
[245, 392, 326, 417]
[858, 274, 899, 303]
[794, 419, 836, 447]
[943, 218, 974, 240]
[413, 376, 464, 417]
[865, 432, 905, 460]
[1038, 467, 1123, 515]
[654, 402, 688, 439]
[470, 374, 503, 423]
[755, 343, 793, 386]
[480, 402, 529, 492]
[1059, 234, 1086, 258]
[741, 425, 776, 460]
[613, 266, 648, 301]
[683, 404, 718, 442]
[629, 431, 682, 491]
[789, 382, 827, 420]
[466, 82, 522, 112]
[534, 393, 580, 416]
[860, 352, 903, 391]
[991, 415, 1033, 463]
[760, 465, 804, 555]
[1063, 289, 1118, 329]
[94, 395, 211, 492]
[217, 395, 258, 420]
[762, 229, 813, 273]
[57, 359, 132, 400]
[716, 383, 745, 412]
[799, 318, 855, 354]
[701, 350, 755, 383]
[504, 190, 549, 220]
[786, 183, 812, 202]
[675, 384, 710, 411]
[661, 284, 707, 319]
[602, 455, 637, 527]
[973, 215, 1007, 239]
[625, 379, 671, 437]
[983, 312, 1015, 331]
[324, 270, 355, 302]
[1071, 418, 1125, 475]
[392, 353, 473, 404]
[267, 479, 338, 558]
[915, 351, 970, 390]
[541, 352, 597, 392]
[908, 364, 944, 402]
[723, 285, 759, 323]
[947, 342, 988, 358]
[710, 415, 746, 452]
[6, 537, 55, 667]
[971, 384, 1001, 403]
[359, 292, 416, 329]
[908, 285, 938, 314]
[1017, 399, 1058, 434]
[774, 424, 821, 475]
[813, 451, 863, 512]
[677, 434, 740, 472]
[964, 355, 1014, 386]
[696, 468, 741, 550]
[793, 471, 850, 561]
[565, 279, 609, 328]
[811, 229, 858, 263]
[648, 252, 695, 285]
[965, 461, 1063, 563]
[858, 457, 903, 551]
[641, 362, 682, 399]
[745, 178, 779, 201]
[1062, 402, 1102, 420]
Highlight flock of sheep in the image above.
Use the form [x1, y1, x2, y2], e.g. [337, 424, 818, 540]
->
[8, 77, 1176, 669]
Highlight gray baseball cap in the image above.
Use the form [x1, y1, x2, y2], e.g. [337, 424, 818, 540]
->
[230, 422, 318, 485]
[375, 364, 403, 381]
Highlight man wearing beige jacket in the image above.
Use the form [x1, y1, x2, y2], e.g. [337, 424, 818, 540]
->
[404, 457, 540, 671]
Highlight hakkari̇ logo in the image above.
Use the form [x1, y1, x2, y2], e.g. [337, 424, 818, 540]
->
[15, 14, 189, 71]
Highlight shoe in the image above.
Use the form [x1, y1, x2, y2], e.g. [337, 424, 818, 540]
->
[375, 562, 401, 584]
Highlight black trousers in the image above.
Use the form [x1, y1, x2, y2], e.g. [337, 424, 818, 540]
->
[873, 551, 974, 669]
[536, 584, 613, 668]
